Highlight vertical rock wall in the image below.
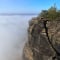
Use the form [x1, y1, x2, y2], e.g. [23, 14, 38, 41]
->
[23, 17, 60, 60]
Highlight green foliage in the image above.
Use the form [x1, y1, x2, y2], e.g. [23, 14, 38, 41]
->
[40, 10, 48, 18]
[39, 6, 60, 20]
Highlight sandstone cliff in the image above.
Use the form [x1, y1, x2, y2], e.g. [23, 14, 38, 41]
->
[23, 17, 60, 60]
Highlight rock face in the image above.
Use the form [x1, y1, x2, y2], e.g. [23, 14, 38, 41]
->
[23, 17, 60, 60]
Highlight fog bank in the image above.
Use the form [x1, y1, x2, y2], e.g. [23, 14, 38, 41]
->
[0, 15, 36, 60]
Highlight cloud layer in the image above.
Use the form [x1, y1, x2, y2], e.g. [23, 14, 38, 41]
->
[0, 15, 36, 60]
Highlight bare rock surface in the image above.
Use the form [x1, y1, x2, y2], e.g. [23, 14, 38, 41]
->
[23, 17, 60, 60]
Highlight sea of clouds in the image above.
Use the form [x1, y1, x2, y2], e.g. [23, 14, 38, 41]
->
[0, 15, 36, 60]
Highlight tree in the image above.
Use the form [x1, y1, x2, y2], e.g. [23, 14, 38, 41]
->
[48, 6, 57, 20]
[39, 6, 60, 20]
[39, 10, 48, 18]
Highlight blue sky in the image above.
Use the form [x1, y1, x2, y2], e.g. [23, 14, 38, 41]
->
[0, 0, 60, 13]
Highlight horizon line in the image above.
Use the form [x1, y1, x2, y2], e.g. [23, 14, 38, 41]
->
[0, 13, 39, 16]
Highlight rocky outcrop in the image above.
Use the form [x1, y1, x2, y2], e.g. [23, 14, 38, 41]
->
[23, 17, 60, 60]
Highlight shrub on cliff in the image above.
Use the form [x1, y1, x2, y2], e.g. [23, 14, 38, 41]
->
[39, 6, 60, 20]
